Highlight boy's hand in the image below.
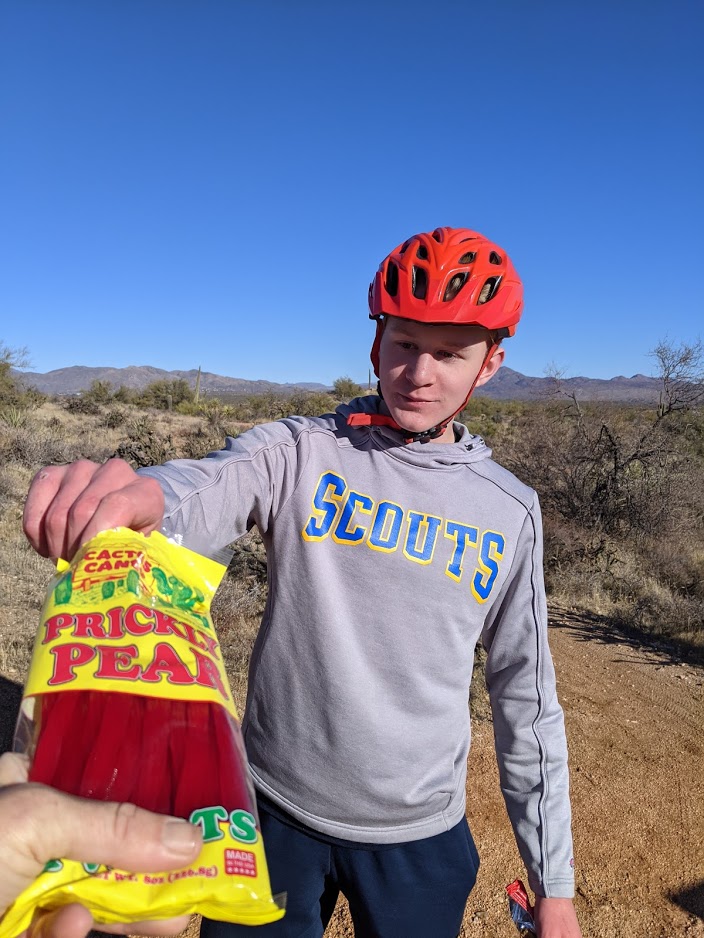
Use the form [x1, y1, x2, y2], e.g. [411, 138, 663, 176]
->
[533, 895, 582, 937]
[0, 754, 202, 938]
[23, 459, 164, 562]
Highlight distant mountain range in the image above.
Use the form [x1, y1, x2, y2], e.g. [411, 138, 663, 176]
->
[473, 368, 662, 403]
[16, 366, 329, 398]
[15, 364, 664, 404]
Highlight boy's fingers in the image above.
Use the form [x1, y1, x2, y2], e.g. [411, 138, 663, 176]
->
[23, 464, 84, 558]
[24, 460, 164, 561]
[24, 461, 104, 559]
[59, 460, 148, 560]
[76, 477, 165, 554]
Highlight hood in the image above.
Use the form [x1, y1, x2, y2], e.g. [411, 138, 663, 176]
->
[335, 395, 492, 469]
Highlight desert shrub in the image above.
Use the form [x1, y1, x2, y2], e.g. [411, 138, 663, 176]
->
[0, 406, 31, 429]
[100, 407, 128, 429]
[197, 400, 241, 438]
[499, 391, 704, 657]
[500, 400, 688, 537]
[0, 426, 85, 471]
[332, 376, 363, 401]
[23, 388, 47, 409]
[179, 424, 232, 460]
[112, 416, 178, 469]
[228, 532, 268, 587]
[244, 393, 288, 422]
[62, 396, 102, 416]
[285, 391, 338, 417]
[0, 463, 23, 510]
[541, 515, 621, 595]
[211, 576, 263, 713]
[600, 548, 704, 652]
[112, 385, 135, 404]
[459, 398, 526, 450]
[83, 380, 113, 405]
[174, 399, 201, 417]
[210, 531, 269, 711]
[0, 343, 29, 405]
[136, 379, 194, 411]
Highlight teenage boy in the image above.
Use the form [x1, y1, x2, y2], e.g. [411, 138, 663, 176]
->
[24, 227, 582, 938]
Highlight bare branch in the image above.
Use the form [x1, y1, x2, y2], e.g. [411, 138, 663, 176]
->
[650, 338, 704, 416]
[0, 342, 31, 372]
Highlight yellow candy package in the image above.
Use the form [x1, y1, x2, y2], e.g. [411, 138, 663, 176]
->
[0, 528, 284, 937]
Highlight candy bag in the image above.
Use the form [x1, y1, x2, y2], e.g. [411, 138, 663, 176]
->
[506, 879, 536, 935]
[0, 528, 285, 938]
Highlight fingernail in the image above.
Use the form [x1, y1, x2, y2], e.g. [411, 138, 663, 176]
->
[162, 819, 200, 857]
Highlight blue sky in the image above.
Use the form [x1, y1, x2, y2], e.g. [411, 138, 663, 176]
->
[1, 1, 702, 385]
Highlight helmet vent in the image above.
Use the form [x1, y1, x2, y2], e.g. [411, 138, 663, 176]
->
[399, 240, 411, 255]
[412, 266, 428, 300]
[478, 276, 501, 304]
[489, 251, 503, 265]
[416, 244, 429, 260]
[444, 273, 468, 302]
[458, 252, 476, 264]
[460, 237, 477, 242]
[385, 261, 399, 297]
[431, 229, 443, 242]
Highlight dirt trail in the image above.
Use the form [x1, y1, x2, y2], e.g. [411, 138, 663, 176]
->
[323, 605, 704, 937]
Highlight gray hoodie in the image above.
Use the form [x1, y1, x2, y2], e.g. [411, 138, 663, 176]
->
[140, 396, 575, 898]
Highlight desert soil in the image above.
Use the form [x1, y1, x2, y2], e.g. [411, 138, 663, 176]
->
[453, 605, 704, 938]
[171, 603, 703, 938]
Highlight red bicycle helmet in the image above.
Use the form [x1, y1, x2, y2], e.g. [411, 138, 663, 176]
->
[368, 226, 523, 376]
[349, 227, 524, 443]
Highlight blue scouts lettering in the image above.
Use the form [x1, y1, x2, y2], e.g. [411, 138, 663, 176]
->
[302, 470, 505, 603]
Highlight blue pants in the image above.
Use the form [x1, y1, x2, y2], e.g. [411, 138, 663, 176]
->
[200, 797, 480, 938]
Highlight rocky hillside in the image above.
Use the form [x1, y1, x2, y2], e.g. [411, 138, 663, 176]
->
[15, 365, 328, 398]
[474, 367, 662, 402]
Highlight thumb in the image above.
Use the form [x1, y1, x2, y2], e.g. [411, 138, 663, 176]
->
[1, 785, 202, 909]
[46, 795, 202, 870]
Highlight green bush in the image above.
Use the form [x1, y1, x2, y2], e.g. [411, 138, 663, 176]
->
[136, 379, 194, 411]
[332, 376, 363, 401]
[285, 391, 338, 417]
[83, 380, 113, 405]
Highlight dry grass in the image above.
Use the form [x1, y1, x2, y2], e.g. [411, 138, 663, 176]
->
[0, 401, 255, 694]
[1, 396, 701, 938]
[0, 501, 53, 680]
[488, 399, 704, 661]
[1, 396, 701, 696]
